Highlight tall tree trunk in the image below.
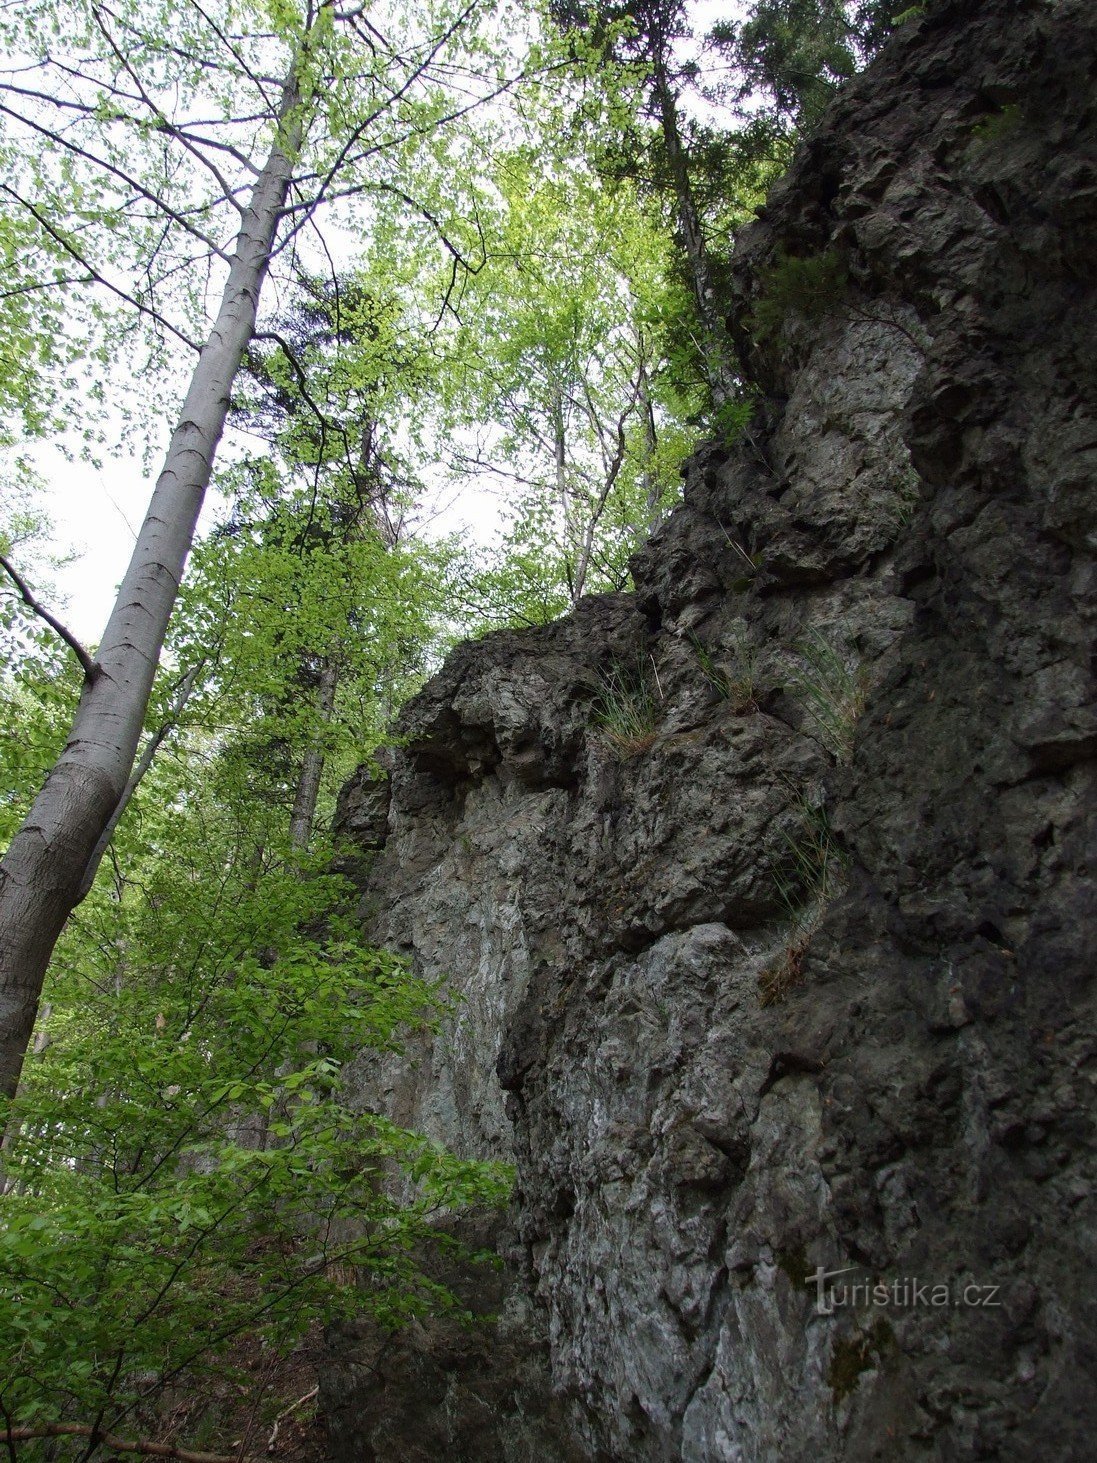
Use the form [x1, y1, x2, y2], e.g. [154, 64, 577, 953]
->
[288, 658, 339, 853]
[0, 91, 304, 1105]
[551, 387, 577, 601]
[651, 40, 735, 411]
[636, 345, 661, 532]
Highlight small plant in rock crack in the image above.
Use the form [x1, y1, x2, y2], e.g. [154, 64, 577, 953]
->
[760, 796, 849, 1007]
[886, 464, 923, 537]
[593, 656, 663, 758]
[688, 631, 759, 712]
[716, 521, 765, 591]
[748, 248, 850, 345]
[787, 628, 867, 764]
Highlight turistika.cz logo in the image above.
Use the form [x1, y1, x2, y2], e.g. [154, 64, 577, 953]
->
[808, 1267, 1002, 1316]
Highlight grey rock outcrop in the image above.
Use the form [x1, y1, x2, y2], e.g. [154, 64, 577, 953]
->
[321, 1, 1097, 1457]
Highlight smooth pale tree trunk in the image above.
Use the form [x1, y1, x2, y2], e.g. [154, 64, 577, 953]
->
[0, 96, 303, 1105]
[651, 41, 736, 411]
[76, 660, 204, 901]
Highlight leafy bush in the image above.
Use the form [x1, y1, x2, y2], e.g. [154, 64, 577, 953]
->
[0, 856, 511, 1453]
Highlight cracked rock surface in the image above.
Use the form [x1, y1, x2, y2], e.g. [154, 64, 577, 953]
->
[321, 1, 1097, 1457]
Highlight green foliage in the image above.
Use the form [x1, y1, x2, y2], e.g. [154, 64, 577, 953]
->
[747, 248, 850, 343]
[0, 491, 83, 846]
[435, 152, 700, 615]
[592, 655, 663, 757]
[711, 394, 760, 445]
[712, 2, 902, 133]
[0, 469, 505, 1449]
[0, 807, 511, 1442]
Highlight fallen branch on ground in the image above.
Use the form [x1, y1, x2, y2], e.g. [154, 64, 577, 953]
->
[2, 1422, 259, 1463]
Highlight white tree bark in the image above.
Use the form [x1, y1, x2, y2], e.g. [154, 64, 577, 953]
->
[0, 95, 303, 1104]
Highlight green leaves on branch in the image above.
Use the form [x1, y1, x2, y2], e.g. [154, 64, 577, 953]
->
[0, 851, 510, 1439]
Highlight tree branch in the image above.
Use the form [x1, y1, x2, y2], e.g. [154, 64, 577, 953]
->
[0, 185, 202, 353]
[0, 553, 99, 681]
[1, 1424, 257, 1463]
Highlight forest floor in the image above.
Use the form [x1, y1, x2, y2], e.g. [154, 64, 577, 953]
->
[151, 1323, 327, 1463]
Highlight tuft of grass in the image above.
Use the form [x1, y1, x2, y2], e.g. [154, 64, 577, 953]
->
[760, 797, 848, 1006]
[888, 467, 922, 535]
[688, 631, 759, 712]
[969, 101, 1022, 148]
[593, 657, 662, 758]
[787, 628, 867, 764]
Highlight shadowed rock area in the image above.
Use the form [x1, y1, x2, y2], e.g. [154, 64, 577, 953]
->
[321, 1, 1097, 1456]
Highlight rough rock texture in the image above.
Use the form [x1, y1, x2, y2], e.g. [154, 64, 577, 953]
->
[322, 1, 1097, 1457]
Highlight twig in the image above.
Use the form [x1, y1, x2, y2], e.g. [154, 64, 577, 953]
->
[0, 551, 100, 680]
[1, 1423, 259, 1463]
[266, 1386, 318, 1453]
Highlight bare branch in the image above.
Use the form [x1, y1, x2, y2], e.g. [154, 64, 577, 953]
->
[0, 184, 202, 352]
[0, 553, 99, 681]
[266, 1386, 319, 1453]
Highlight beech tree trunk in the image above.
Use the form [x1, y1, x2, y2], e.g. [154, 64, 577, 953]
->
[0, 100, 302, 1105]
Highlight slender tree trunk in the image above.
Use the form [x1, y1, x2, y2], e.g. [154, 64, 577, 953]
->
[651, 41, 735, 411]
[288, 658, 339, 853]
[636, 347, 661, 531]
[77, 661, 204, 901]
[0, 92, 304, 1105]
[551, 388, 578, 601]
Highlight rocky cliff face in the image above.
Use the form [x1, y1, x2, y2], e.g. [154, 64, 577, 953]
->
[321, 2, 1097, 1457]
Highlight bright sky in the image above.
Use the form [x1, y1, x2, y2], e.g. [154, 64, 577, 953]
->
[34, 444, 173, 646]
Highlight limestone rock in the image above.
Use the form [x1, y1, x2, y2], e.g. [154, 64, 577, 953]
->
[322, 2, 1097, 1457]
